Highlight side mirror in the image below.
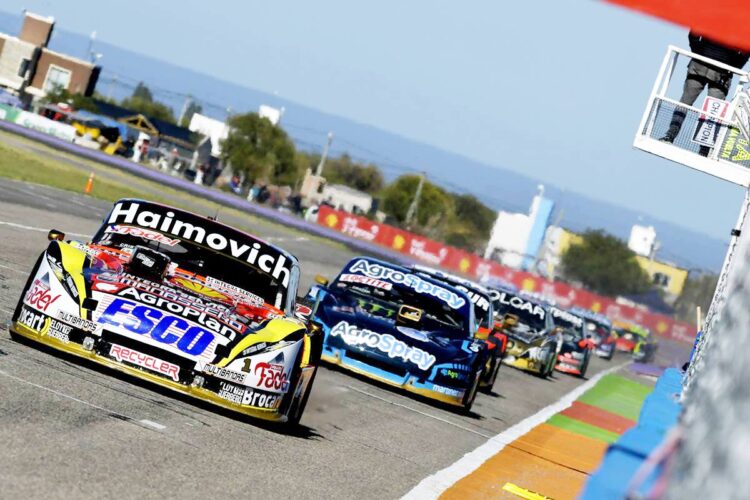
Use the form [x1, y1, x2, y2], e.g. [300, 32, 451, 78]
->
[314, 275, 329, 286]
[308, 320, 323, 336]
[397, 304, 422, 324]
[48, 229, 65, 241]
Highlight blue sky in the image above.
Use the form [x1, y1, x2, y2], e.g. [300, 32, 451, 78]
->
[1, 0, 745, 241]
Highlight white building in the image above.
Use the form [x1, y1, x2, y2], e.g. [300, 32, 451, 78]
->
[628, 225, 657, 257]
[320, 184, 372, 214]
[484, 187, 555, 270]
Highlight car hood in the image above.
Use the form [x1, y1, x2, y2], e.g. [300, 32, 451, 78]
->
[316, 293, 478, 373]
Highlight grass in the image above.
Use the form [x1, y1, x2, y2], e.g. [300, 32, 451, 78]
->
[0, 132, 346, 251]
[0, 141, 147, 202]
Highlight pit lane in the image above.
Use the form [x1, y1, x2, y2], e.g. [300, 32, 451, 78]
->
[0, 178, 620, 499]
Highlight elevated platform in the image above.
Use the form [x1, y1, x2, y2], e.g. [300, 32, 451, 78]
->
[635, 46, 750, 186]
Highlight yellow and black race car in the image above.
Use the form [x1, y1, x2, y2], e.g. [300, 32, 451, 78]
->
[10, 199, 322, 426]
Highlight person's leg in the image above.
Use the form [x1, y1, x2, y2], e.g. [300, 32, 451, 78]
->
[662, 74, 705, 142]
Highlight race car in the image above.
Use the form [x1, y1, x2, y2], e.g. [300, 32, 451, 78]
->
[409, 265, 505, 392]
[571, 308, 615, 360]
[612, 323, 658, 362]
[10, 199, 322, 426]
[489, 288, 561, 378]
[306, 257, 488, 412]
[550, 306, 594, 377]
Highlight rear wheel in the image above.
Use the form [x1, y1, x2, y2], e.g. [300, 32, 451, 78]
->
[480, 354, 501, 393]
[461, 368, 482, 414]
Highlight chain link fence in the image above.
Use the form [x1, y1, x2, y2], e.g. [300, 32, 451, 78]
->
[664, 188, 750, 499]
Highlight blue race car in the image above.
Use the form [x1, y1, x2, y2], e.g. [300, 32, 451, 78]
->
[306, 257, 488, 412]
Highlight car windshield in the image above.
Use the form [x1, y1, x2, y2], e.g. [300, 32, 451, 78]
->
[585, 320, 611, 339]
[490, 290, 548, 333]
[92, 201, 299, 312]
[551, 308, 584, 340]
[332, 261, 473, 337]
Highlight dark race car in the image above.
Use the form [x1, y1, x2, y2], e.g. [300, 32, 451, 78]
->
[10, 199, 322, 426]
[571, 308, 615, 360]
[550, 306, 594, 377]
[409, 265, 505, 393]
[307, 257, 488, 412]
[488, 288, 561, 378]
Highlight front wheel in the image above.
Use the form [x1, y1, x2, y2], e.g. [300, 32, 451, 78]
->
[578, 351, 590, 378]
[537, 345, 556, 378]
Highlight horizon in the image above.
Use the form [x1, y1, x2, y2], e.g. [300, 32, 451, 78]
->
[0, 2, 742, 262]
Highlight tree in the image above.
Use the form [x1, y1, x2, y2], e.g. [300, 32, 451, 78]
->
[120, 82, 176, 124]
[381, 175, 452, 232]
[441, 193, 496, 251]
[132, 82, 154, 102]
[42, 85, 99, 112]
[324, 154, 384, 194]
[221, 112, 297, 185]
[561, 230, 652, 296]
[673, 273, 719, 323]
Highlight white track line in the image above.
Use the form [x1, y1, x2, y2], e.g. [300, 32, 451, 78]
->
[0, 220, 88, 238]
[402, 362, 629, 499]
[0, 368, 165, 432]
[346, 385, 492, 438]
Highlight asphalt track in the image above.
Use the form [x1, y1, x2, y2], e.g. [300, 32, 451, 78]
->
[0, 177, 626, 499]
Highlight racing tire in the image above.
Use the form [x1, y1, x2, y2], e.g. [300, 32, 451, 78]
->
[537, 345, 556, 379]
[480, 355, 501, 393]
[460, 369, 482, 414]
[285, 367, 317, 428]
[578, 351, 590, 379]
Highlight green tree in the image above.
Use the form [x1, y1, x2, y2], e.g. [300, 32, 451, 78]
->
[42, 85, 99, 112]
[561, 230, 652, 296]
[381, 175, 452, 232]
[221, 112, 297, 185]
[120, 82, 176, 124]
[120, 96, 176, 124]
[441, 193, 496, 251]
[324, 154, 384, 194]
[132, 82, 154, 102]
[673, 273, 718, 323]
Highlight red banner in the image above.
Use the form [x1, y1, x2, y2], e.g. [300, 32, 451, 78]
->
[607, 0, 750, 52]
[316, 205, 696, 343]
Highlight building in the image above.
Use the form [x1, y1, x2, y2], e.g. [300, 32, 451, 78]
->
[320, 184, 373, 214]
[0, 12, 100, 100]
[628, 225, 658, 257]
[484, 186, 555, 270]
[542, 225, 688, 300]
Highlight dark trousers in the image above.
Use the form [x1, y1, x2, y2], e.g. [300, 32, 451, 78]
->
[666, 61, 732, 139]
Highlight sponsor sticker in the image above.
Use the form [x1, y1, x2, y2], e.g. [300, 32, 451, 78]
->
[99, 298, 217, 358]
[495, 292, 546, 320]
[216, 382, 282, 409]
[106, 202, 292, 288]
[46, 319, 72, 343]
[254, 362, 288, 392]
[106, 225, 180, 247]
[339, 273, 393, 290]
[346, 259, 465, 310]
[19, 306, 46, 331]
[57, 311, 99, 334]
[330, 320, 436, 370]
[109, 344, 180, 381]
[24, 274, 61, 312]
[431, 384, 461, 397]
[203, 363, 246, 384]
[205, 276, 265, 305]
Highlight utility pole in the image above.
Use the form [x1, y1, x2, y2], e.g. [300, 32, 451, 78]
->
[405, 172, 426, 227]
[178, 95, 193, 126]
[315, 132, 334, 176]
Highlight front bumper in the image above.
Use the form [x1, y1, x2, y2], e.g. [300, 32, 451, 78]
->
[10, 320, 301, 423]
[321, 346, 468, 406]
